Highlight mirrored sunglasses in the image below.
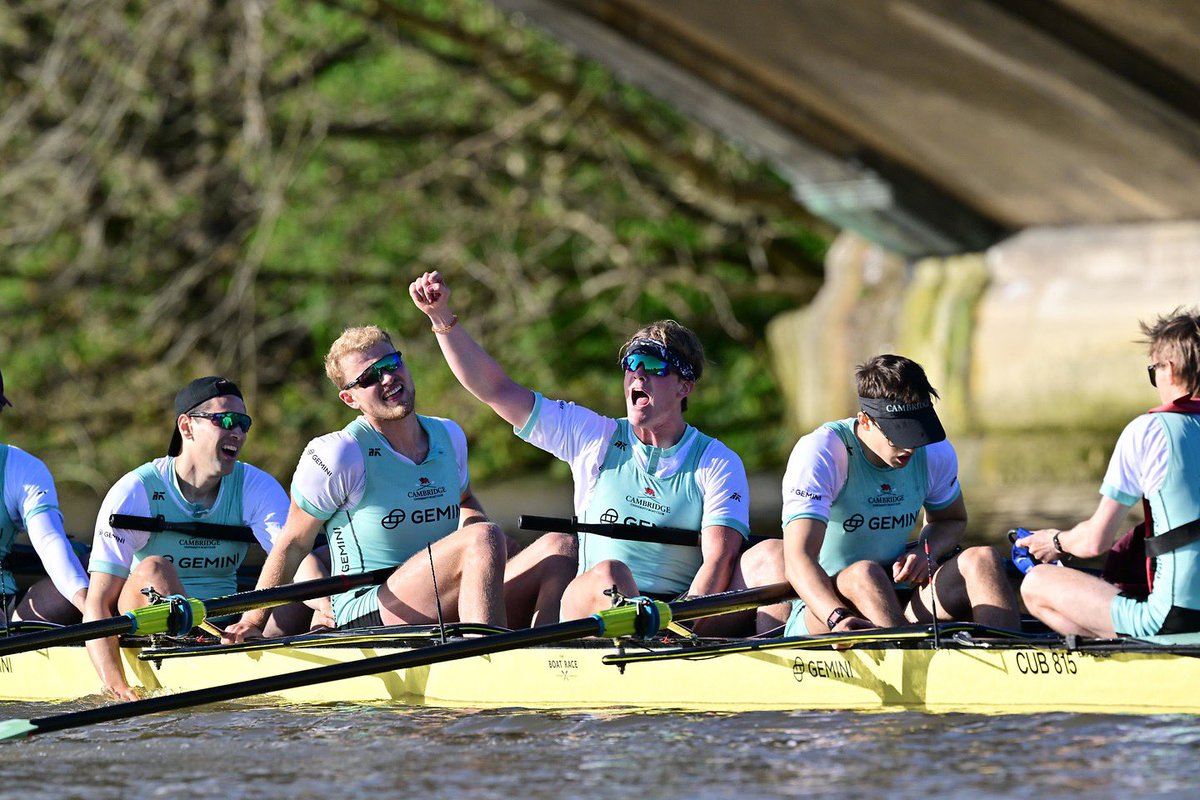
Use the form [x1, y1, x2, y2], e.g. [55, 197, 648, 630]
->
[188, 411, 253, 433]
[343, 352, 403, 391]
[621, 352, 671, 377]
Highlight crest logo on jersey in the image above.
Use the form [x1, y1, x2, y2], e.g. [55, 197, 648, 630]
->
[407, 477, 447, 500]
[644, 486, 656, 497]
[868, 483, 904, 507]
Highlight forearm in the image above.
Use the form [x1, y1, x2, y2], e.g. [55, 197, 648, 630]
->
[686, 556, 735, 598]
[786, 558, 845, 626]
[432, 324, 532, 425]
[84, 635, 130, 694]
[917, 518, 966, 560]
[239, 542, 306, 628]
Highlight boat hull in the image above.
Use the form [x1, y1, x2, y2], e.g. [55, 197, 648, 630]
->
[3, 633, 1199, 715]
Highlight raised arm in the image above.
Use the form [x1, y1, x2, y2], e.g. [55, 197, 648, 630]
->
[409, 270, 535, 428]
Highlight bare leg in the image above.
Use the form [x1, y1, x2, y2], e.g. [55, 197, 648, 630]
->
[700, 539, 788, 636]
[376, 521, 507, 627]
[559, 559, 638, 620]
[908, 546, 1020, 629]
[1021, 563, 1118, 637]
[263, 548, 332, 637]
[835, 560, 907, 627]
[116, 556, 187, 613]
[13, 578, 82, 625]
[502, 532, 577, 628]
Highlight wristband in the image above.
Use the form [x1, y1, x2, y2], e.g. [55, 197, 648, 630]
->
[826, 606, 851, 631]
[431, 315, 458, 334]
[1052, 532, 1073, 561]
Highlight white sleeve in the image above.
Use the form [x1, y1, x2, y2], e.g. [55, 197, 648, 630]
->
[290, 432, 365, 521]
[923, 440, 963, 510]
[4, 449, 88, 600]
[241, 465, 290, 551]
[1100, 414, 1166, 506]
[514, 392, 616, 473]
[695, 440, 751, 537]
[781, 427, 848, 526]
[90, 473, 153, 580]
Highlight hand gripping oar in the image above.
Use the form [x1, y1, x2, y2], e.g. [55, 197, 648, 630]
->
[519, 514, 699, 547]
[0, 567, 395, 658]
[0, 581, 794, 741]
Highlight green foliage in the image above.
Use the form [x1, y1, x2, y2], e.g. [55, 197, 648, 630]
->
[0, 0, 828, 506]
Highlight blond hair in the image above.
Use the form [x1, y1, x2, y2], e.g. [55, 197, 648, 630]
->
[619, 320, 705, 381]
[324, 325, 395, 389]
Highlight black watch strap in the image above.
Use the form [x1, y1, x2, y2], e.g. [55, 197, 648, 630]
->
[826, 606, 851, 631]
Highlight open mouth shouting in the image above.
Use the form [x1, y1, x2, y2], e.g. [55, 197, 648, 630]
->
[630, 386, 650, 409]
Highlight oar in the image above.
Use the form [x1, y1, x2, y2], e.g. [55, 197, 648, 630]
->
[0, 581, 795, 741]
[519, 514, 699, 547]
[0, 567, 395, 658]
[109, 514, 259, 545]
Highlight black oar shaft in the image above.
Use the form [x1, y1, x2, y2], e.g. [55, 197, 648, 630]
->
[19, 583, 795, 738]
[29, 618, 601, 736]
[0, 567, 395, 657]
[108, 514, 258, 545]
[519, 514, 699, 547]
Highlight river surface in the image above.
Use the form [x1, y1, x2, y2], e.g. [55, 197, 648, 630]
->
[2, 701, 1198, 799]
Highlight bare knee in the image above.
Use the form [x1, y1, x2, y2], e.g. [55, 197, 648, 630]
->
[527, 532, 578, 560]
[129, 556, 177, 583]
[738, 539, 784, 586]
[586, 559, 636, 588]
[956, 546, 1005, 582]
[462, 522, 507, 561]
[838, 559, 890, 592]
[1020, 564, 1053, 609]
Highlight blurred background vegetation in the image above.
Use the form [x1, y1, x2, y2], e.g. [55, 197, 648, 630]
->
[0, 0, 830, 504]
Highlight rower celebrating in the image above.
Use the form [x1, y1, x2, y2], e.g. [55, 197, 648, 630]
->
[1019, 308, 1200, 638]
[223, 325, 573, 640]
[409, 271, 750, 622]
[85, 377, 288, 699]
[743, 355, 1018, 636]
[0, 366, 89, 626]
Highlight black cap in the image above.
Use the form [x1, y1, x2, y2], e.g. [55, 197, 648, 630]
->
[858, 396, 946, 449]
[168, 376, 243, 456]
[0, 367, 10, 408]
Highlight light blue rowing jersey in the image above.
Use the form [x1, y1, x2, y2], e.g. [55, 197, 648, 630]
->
[130, 458, 249, 600]
[579, 421, 711, 595]
[1145, 412, 1200, 611]
[0, 446, 16, 596]
[295, 416, 463, 624]
[817, 419, 936, 575]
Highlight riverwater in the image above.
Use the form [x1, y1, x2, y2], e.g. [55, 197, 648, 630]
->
[2, 702, 1198, 799]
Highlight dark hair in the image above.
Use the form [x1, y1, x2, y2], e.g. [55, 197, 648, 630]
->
[855, 354, 940, 403]
[1141, 307, 1200, 395]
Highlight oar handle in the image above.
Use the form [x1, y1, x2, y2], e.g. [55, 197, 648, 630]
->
[0, 617, 133, 657]
[109, 514, 259, 545]
[518, 514, 700, 547]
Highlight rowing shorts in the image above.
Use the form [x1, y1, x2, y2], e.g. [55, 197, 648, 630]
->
[334, 585, 382, 628]
[1111, 592, 1200, 637]
[784, 600, 811, 636]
